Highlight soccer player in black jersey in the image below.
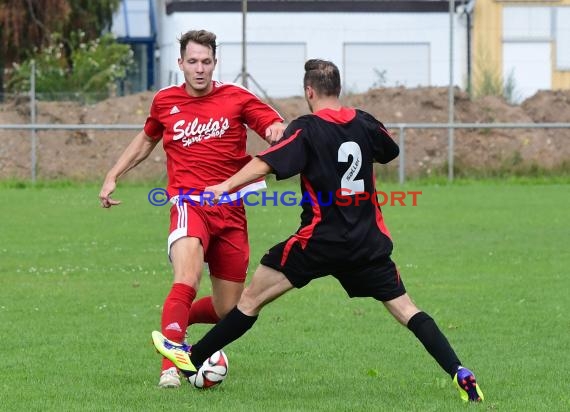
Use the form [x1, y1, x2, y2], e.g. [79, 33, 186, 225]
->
[153, 59, 484, 402]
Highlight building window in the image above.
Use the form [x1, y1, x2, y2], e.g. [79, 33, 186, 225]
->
[555, 7, 570, 70]
[502, 6, 551, 40]
[343, 43, 430, 92]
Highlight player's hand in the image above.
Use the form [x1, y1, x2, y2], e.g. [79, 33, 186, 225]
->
[265, 122, 286, 145]
[204, 182, 231, 204]
[99, 179, 122, 208]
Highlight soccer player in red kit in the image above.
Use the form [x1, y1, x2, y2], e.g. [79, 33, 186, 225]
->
[99, 30, 284, 388]
[152, 59, 484, 402]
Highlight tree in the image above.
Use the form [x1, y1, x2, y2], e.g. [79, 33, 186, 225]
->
[0, 0, 120, 94]
[8, 33, 133, 102]
[65, 0, 120, 39]
[0, 0, 70, 64]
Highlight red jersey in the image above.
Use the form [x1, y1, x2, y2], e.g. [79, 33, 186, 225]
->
[144, 81, 283, 196]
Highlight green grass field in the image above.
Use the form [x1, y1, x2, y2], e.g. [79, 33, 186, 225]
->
[1, 178, 569, 411]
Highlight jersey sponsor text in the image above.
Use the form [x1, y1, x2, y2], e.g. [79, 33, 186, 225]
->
[173, 116, 230, 147]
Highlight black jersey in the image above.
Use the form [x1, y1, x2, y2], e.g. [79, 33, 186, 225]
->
[258, 107, 399, 263]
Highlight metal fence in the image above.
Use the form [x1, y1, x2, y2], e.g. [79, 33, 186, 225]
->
[1, 121, 569, 184]
[3, 45, 569, 183]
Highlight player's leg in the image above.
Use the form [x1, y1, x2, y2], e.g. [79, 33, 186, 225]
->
[158, 203, 208, 387]
[187, 207, 248, 325]
[153, 237, 317, 374]
[185, 237, 323, 367]
[208, 217, 248, 317]
[153, 264, 294, 374]
[383, 293, 463, 374]
[186, 277, 244, 325]
[187, 295, 220, 325]
[383, 292, 484, 402]
[336, 257, 483, 401]
[190, 264, 293, 367]
[167, 236, 204, 328]
[341, 257, 464, 377]
[211, 277, 244, 316]
[158, 236, 203, 387]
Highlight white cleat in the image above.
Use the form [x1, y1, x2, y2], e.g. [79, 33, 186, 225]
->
[158, 367, 181, 388]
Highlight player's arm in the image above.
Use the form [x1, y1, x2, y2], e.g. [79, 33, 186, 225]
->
[206, 122, 307, 201]
[359, 110, 399, 164]
[374, 121, 399, 164]
[205, 157, 272, 201]
[264, 121, 287, 145]
[99, 130, 160, 208]
[239, 88, 285, 144]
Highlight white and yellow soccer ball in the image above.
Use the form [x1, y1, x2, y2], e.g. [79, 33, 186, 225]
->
[188, 350, 229, 389]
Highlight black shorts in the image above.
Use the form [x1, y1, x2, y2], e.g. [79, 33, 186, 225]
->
[260, 239, 406, 302]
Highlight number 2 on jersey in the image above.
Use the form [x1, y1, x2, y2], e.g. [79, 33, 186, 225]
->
[338, 141, 364, 193]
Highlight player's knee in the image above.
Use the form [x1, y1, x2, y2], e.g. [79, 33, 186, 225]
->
[212, 300, 233, 318]
[173, 271, 201, 289]
[400, 308, 421, 326]
[238, 287, 263, 316]
[383, 294, 421, 325]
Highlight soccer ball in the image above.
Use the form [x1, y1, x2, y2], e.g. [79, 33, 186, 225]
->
[187, 350, 229, 389]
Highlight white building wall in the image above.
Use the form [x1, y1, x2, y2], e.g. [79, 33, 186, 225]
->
[159, 11, 466, 98]
[502, 6, 555, 102]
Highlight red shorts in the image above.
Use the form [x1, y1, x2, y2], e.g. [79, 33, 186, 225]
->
[168, 201, 249, 283]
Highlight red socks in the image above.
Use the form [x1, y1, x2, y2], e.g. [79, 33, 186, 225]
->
[188, 296, 221, 325]
[161, 283, 196, 372]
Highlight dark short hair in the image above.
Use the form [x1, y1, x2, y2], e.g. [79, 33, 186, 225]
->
[303, 59, 341, 97]
[179, 30, 217, 58]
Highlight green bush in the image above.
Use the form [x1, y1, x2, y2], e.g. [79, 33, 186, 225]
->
[473, 47, 521, 104]
[7, 31, 133, 102]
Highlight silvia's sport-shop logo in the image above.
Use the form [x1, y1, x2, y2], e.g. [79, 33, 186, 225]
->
[172, 116, 230, 147]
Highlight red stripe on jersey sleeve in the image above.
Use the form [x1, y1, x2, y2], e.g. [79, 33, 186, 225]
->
[259, 128, 302, 156]
[378, 124, 392, 137]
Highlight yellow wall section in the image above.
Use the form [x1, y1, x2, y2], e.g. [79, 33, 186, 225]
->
[552, 72, 570, 90]
[472, 0, 503, 92]
[474, 0, 570, 91]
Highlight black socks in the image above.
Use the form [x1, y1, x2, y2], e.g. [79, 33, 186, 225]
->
[190, 308, 462, 379]
[407, 311, 461, 377]
[190, 306, 258, 367]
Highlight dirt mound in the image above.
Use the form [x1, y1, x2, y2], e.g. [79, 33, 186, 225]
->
[263, 87, 570, 177]
[522, 90, 570, 123]
[1, 87, 569, 181]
